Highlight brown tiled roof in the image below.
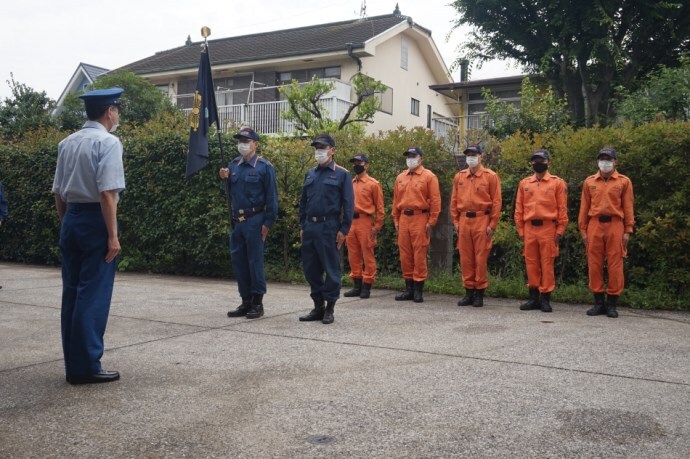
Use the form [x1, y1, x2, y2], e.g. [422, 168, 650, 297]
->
[121, 14, 413, 75]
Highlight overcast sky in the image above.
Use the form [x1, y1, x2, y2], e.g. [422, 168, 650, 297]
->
[0, 0, 522, 101]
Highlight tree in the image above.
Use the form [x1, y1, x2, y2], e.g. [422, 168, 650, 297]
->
[482, 77, 569, 137]
[616, 54, 690, 125]
[450, 0, 690, 126]
[279, 73, 388, 135]
[0, 75, 56, 140]
[90, 70, 176, 124]
[56, 92, 86, 131]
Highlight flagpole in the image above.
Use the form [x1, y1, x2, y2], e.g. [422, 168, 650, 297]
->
[201, 26, 233, 225]
[201, 26, 227, 167]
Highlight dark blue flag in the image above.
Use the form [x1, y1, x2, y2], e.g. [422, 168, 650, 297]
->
[186, 45, 219, 178]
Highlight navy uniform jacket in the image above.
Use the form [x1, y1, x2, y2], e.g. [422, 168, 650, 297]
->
[299, 160, 354, 235]
[226, 154, 278, 227]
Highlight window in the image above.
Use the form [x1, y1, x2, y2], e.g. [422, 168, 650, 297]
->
[401, 36, 409, 70]
[324, 67, 341, 78]
[278, 66, 341, 84]
[377, 85, 393, 114]
[411, 98, 420, 116]
[427, 105, 432, 128]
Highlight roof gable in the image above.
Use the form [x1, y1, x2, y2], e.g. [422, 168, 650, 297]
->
[120, 14, 409, 75]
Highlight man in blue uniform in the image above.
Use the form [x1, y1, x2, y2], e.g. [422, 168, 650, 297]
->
[299, 134, 354, 324]
[52, 88, 126, 385]
[219, 127, 278, 319]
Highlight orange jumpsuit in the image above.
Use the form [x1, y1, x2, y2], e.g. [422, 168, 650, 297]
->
[450, 166, 502, 290]
[392, 166, 441, 281]
[514, 172, 568, 293]
[346, 173, 384, 284]
[578, 171, 635, 296]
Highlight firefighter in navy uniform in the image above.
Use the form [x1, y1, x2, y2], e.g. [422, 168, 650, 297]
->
[219, 127, 278, 319]
[298, 134, 354, 324]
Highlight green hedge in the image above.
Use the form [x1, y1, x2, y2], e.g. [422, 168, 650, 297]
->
[0, 117, 688, 309]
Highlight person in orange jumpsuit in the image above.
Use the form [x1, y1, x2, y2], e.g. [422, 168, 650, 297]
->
[392, 146, 441, 303]
[451, 145, 502, 307]
[514, 150, 568, 313]
[578, 147, 634, 318]
[344, 153, 384, 299]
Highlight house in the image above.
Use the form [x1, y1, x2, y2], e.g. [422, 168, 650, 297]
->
[53, 63, 110, 115]
[118, 7, 458, 137]
[430, 74, 527, 145]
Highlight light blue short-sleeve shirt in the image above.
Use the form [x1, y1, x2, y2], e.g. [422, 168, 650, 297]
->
[52, 121, 125, 203]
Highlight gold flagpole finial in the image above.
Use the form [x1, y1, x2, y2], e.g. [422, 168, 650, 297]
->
[201, 26, 211, 39]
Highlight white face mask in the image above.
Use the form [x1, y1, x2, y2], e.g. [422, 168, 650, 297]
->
[406, 156, 419, 169]
[315, 149, 329, 165]
[598, 160, 614, 173]
[108, 109, 119, 133]
[237, 143, 252, 157]
[466, 156, 479, 168]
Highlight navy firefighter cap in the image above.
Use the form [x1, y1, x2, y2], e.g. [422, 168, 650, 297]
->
[463, 144, 482, 155]
[597, 147, 617, 159]
[310, 133, 335, 148]
[403, 146, 422, 156]
[79, 88, 124, 108]
[530, 149, 549, 161]
[233, 127, 260, 141]
[349, 153, 369, 163]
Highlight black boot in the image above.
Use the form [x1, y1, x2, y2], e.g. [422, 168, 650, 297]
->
[395, 279, 414, 301]
[246, 294, 264, 319]
[473, 289, 485, 307]
[413, 281, 424, 303]
[343, 278, 362, 297]
[606, 295, 619, 318]
[540, 292, 552, 313]
[457, 289, 475, 306]
[359, 282, 372, 299]
[227, 297, 251, 317]
[322, 300, 336, 324]
[586, 292, 606, 316]
[519, 288, 541, 310]
[299, 293, 325, 321]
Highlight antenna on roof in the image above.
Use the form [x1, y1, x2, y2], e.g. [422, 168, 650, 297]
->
[359, 0, 367, 18]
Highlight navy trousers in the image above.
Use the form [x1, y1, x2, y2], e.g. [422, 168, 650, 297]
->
[230, 214, 266, 298]
[301, 219, 341, 302]
[60, 205, 116, 376]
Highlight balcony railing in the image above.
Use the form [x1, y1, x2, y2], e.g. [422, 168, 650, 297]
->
[174, 80, 354, 135]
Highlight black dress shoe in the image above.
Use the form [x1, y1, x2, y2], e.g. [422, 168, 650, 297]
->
[67, 370, 120, 385]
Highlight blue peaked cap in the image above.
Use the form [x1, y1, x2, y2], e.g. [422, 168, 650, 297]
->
[79, 88, 124, 108]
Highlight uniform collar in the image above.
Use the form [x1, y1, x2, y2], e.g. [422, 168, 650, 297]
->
[595, 170, 620, 180]
[354, 172, 370, 182]
[241, 154, 260, 168]
[83, 120, 108, 131]
[318, 160, 336, 171]
[528, 171, 553, 182]
[407, 165, 426, 175]
[466, 165, 484, 176]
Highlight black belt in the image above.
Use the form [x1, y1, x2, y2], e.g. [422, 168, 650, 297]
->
[306, 215, 339, 222]
[67, 202, 101, 211]
[232, 207, 265, 222]
[463, 210, 490, 218]
[598, 215, 613, 223]
[352, 212, 371, 219]
[530, 219, 556, 226]
[235, 205, 265, 215]
[403, 209, 429, 216]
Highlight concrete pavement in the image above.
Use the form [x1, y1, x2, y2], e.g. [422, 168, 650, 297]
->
[1, 262, 689, 458]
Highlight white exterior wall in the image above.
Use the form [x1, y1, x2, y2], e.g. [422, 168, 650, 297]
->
[359, 32, 456, 134]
